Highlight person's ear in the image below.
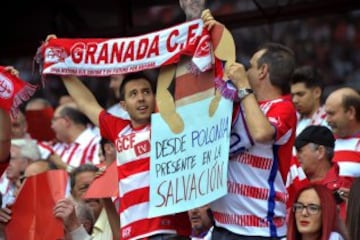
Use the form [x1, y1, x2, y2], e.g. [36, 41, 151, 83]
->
[313, 87, 322, 100]
[259, 63, 268, 80]
[63, 116, 72, 127]
[346, 105, 356, 121]
[316, 145, 326, 159]
[120, 101, 127, 111]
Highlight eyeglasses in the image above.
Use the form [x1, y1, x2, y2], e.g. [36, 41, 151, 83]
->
[293, 202, 321, 215]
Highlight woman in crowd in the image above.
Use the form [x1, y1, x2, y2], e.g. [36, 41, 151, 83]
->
[287, 183, 345, 240]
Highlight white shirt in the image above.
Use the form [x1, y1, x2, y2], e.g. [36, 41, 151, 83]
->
[107, 104, 129, 119]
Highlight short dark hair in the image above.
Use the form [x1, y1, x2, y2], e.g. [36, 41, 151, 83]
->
[70, 164, 99, 190]
[119, 72, 155, 101]
[59, 106, 90, 126]
[257, 42, 295, 94]
[291, 65, 324, 89]
[342, 93, 360, 121]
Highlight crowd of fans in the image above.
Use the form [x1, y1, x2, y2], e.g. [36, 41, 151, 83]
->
[0, 2, 360, 240]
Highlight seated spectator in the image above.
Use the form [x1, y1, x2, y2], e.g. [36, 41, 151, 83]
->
[287, 183, 345, 240]
[188, 204, 214, 240]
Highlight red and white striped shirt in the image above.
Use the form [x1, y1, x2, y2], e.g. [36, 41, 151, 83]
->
[99, 111, 189, 240]
[211, 96, 297, 238]
[333, 133, 360, 177]
[53, 128, 100, 167]
[296, 106, 328, 136]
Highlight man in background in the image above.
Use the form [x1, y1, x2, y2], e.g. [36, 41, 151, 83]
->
[290, 65, 328, 136]
[325, 87, 360, 178]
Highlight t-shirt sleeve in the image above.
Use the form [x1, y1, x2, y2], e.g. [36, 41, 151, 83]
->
[266, 100, 297, 144]
[99, 110, 129, 142]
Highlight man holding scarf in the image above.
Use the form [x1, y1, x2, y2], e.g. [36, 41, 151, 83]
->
[45, 32, 191, 239]
[0, 66, 35, 175]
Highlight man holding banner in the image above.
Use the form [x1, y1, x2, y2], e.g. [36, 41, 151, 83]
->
[0, 66, 36, 175]
[42, 32, 191, 238]
[203, 15, 297, 240]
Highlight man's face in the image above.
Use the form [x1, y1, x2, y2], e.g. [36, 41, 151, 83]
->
[179, 0, 205, 20]
[104, 142, 116, 163]
[71, 171, 97, 200]
[246, 49, 266, 89]
[7, 146, 28, 182]
[51, 107, 68, 142]
[291, 83, 319, 118]
[121, 78, 155, 127]
[85, 198, 103, 220]
[325, 95, 349, 137]
[188, 205, 213, 235]
[296, 143, 319, 176]
[11, 113, 27, 139]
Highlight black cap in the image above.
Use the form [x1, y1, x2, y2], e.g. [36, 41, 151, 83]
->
[295, 125, 335, 149]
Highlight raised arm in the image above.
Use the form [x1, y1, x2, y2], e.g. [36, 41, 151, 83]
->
[0, 109, 10, 164]
[227, 63, 275, 142]
[45, 35, 103, 126]
[0, 66, 20, 165]
[61, 75, 103, 126]
[202, 12, 274, 142]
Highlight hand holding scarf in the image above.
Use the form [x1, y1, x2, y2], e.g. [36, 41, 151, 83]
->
[0, 66, 38, 118]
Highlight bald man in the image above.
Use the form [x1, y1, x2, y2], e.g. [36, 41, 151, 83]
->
[325, 87, 360, 178]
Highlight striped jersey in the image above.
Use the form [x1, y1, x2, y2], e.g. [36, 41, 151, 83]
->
[211, 96, 297, 238]
[99, 111, 190, 240]
[53, 128, 100, 167]
[333, 133, 360, 177]
[296, 105, 328, 136]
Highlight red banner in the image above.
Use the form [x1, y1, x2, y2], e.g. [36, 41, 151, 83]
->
[5, 170, 68, 240]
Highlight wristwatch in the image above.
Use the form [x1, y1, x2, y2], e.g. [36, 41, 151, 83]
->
[237, 88, 254, 100]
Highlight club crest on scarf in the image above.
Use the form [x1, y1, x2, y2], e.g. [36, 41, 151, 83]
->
[45, 47, 68, 63]
[0, 66, 38, 118]
[0, 74, 14, 99]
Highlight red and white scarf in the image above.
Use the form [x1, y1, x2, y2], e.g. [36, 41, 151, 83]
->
[0, 66, 37, 118]
[35, 19, 213, 77]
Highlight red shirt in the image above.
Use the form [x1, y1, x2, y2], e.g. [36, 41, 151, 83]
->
[314, 163, 353, 221]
